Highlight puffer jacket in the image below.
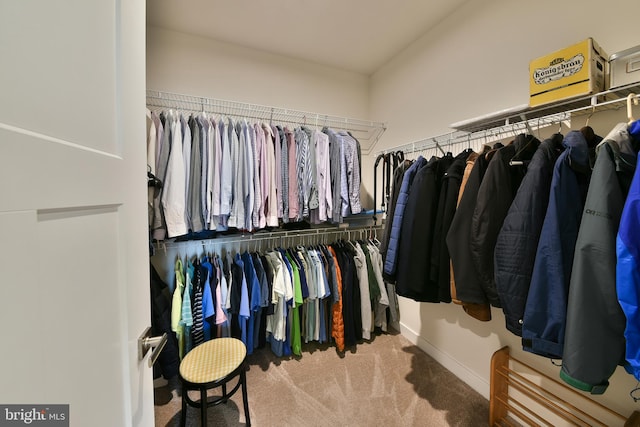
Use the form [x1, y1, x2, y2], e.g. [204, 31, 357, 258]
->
[522, 131, 591, 359]
[494, 134, 563, 336]
[380, 160, 413, 258]
[383, 156, 426, 281]
[470, 134, 540, 307]
[561, 123, 638, 394]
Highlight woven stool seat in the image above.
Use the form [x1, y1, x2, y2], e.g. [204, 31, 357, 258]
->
[179, 338, 250, 426]
[180, 338, 246, 384]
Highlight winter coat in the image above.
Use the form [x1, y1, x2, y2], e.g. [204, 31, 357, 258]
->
[383, 156, 427, 281]
[431, 149, 474, 302]
[396, 155, 453, 302]
[380, 160, 413, 258]
[450, 152, 479, 304]
[470, 134, 540, 307]
[522, 131, 591, 359]
[561, 123, 637, 394]
[447, 147, 500, 321]
[150, 264, 180, 379]
[494, 134, 563, 336]
[618, 152, 640, 384]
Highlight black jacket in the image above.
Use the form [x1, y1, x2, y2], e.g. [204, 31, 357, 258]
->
[494, 134, 562, 336]
[470, 134, 540, 308]
[150, 264, 180, 379]
[430, 149, 473, 302]
[447, 147, 500, 318]
[396, 155, 453, 302]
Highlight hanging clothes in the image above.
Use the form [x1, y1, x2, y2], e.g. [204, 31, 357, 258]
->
[383, 156, 427, 281]
[494, 134, 563, 336]
[561, 123, 638, 393]
[395, 154, 453, 302]
[449, 151, 479, 304]
[522, 131, 591, 359]
[432, 149, 473, 303]
[617, 149, 640, 385]
[447, 146, 502, 321]
[470, 135, 540, 308]
[379, 159, 413, 259]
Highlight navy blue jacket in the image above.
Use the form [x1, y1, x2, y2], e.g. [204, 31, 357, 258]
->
[383, 156, 426, 281]
[522, 131, 591, 359]
[494, 134, 562, 336]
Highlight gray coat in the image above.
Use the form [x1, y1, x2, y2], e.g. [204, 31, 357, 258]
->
[560, 123, 637, 394]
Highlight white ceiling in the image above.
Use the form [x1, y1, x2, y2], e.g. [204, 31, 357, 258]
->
[147, 0, 469, 75]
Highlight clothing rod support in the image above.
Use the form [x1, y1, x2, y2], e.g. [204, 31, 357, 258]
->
[153, 225, 384, 251]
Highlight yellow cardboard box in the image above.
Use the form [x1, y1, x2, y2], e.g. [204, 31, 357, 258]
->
[529, 38, 607, 108]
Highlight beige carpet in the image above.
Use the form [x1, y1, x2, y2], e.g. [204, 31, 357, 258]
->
[154, 331, 489, 426]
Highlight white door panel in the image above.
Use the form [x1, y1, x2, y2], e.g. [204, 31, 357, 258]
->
[0, 1, 152, 426]
[0, 1, 117, 153]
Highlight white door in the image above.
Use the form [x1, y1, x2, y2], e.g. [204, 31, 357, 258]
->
[0, 1, 153, 426]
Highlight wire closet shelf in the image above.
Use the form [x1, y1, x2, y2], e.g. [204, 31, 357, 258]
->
[379, 81, 640, 157]
[146, 90, 387, 154]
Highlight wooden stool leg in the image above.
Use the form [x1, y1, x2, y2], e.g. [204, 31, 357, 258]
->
[200, 386, 207, 427]
[241, 370, 251, 427]
[222, 383, 227, 400]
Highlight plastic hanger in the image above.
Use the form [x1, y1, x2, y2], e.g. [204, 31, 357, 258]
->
[147, 165, 162, 188]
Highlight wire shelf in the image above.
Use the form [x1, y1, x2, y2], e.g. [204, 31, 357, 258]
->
[146, 90, 387, 154]
[380, 82, 640, 157]
[450, 82, 640, 133]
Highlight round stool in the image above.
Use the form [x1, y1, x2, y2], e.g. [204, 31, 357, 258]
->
[179, 338, 251, 426]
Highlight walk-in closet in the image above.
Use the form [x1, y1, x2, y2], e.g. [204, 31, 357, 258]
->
[3, 1, 640, 426]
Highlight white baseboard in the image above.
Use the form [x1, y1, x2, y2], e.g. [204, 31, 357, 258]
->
[399, 322, 490, 400]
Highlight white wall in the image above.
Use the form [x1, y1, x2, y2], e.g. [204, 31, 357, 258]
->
[369, 0, 640, 418]
[147, 26, 369, 119]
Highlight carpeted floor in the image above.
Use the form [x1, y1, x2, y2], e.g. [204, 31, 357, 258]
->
[154, 331, 489, 426]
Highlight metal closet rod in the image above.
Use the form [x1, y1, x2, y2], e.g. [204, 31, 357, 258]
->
[154, 225, 384, 251]
[146, 89, 385, 131]
[378, 115, 562, 157]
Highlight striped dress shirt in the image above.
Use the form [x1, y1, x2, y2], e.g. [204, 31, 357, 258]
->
[279, 126, 289, 223]
[312, 130, 332, 223]
[295, 127, 311, 218]
[263, 124, 279, 227]
[286, 127, 299, 220]
[323, 127, 343, 223]
[302, 127, 319, 211]
[252, 123, 264, 229]
[272, 124, 283, 220]
[219, 119, 232, 228]
[339, 131, 362, 215]
[211, 116, 223, 225]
